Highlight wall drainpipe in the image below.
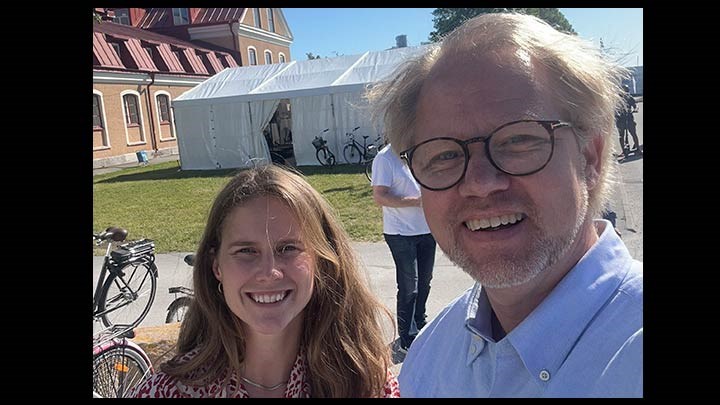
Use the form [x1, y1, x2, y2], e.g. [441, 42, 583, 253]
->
[145, 72, 158, 155]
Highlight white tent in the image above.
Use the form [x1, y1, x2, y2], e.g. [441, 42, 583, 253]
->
[172, 45, 431, 170]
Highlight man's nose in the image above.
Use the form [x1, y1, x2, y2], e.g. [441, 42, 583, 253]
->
[457, 147, 511, 198]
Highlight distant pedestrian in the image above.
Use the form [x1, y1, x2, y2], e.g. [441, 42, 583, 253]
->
[615, 84, 641, 158]
[371, 143, 437, 354]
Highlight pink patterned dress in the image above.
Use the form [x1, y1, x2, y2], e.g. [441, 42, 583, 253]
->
[131, 348, 400, 398]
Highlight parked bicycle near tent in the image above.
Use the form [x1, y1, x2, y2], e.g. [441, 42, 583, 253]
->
[312, 128, 336, 166]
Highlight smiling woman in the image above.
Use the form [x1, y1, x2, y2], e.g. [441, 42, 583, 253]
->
[130, 164, 399, 398]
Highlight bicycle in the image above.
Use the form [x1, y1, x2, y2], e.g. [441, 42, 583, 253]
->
[93, 227, 158, 329]
[341, 127, 381, 181]
[312, 128, 336, 166]
[165, 253, 195, 324]
[93, 325, 153, 398]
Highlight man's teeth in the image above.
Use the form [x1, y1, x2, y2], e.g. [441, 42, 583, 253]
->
[250, 291, 287, 303]
[466, 213, 523, 231]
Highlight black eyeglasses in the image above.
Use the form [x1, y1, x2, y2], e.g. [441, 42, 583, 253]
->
[399, 119, 572, 191]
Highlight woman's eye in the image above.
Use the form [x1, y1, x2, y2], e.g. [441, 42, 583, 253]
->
[233, 247, 257, 255]
[279, 245, 298, 253]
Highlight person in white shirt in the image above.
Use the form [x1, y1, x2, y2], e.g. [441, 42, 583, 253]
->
[371, 143, 437, 353]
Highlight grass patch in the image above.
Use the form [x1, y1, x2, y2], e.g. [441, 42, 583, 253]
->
[93, 161, 383, 254]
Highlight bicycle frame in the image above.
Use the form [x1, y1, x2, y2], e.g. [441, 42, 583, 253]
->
[93, 233, 158, 326]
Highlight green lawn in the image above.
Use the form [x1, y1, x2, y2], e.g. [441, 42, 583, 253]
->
[93, 161, 383, 253]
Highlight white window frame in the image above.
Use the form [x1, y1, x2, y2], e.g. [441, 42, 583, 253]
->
[248, 46, 258, 66]
[253, 8, 262, 28]
[264, 50, 272, 64]
[267, 8, 275, 32]
[93, 90, 110, 150]
[172, 8, 189, 25]
[119, 90, 146, 145]
[113, 8, 130, 25]
[154, 91, 176, 140]
[278, 52, 286, 63]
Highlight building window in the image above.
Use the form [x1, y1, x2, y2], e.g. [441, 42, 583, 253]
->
[264, 51, 272, 64]
[279, 53, 286, 63]
[197, 51, 215, 74]
[172, 47, 193, 72]
[156, 94, 171, 123]
[142, 42, 168, 71]
[107, 38, 137, 69]
[93, 94, 104, 128]
[123, 94, 141, 125]
[248, 48, 257, 66]
[216, 52, 230, 68]
[267, 9, 275, 32]
[113, 8, 130, 25]
[172, 8, 189, 25]
[253, 8, 262, 28]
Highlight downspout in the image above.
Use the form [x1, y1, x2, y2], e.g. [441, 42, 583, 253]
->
[229, 21, 240, 62]
[145, 72, 158, 154]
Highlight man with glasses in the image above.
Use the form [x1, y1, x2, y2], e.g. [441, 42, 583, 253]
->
[367, 13, 642, 397]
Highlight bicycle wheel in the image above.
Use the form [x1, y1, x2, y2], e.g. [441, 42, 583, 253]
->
[364, 159, 374, 182]
[165, 296, 193, 324]
[98, 260, 157, 328]
[343, 144, 362, 164]
[93, 343, 151, 398]
[316, 148, 335, 166]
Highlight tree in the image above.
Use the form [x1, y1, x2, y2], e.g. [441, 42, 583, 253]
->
[429, 8, 575, 42]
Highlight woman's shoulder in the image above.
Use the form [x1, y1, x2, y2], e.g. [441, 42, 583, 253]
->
[382, 369, 401, 398]
[131, 369, 183, 398]
[131, 347, 222, 398]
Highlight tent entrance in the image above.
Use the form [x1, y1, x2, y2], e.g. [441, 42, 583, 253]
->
[264, 100, 295, 165]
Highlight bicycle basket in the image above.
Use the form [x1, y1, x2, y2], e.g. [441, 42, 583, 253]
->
[312, 136, 325, 151]
[110, 239, 155, 264]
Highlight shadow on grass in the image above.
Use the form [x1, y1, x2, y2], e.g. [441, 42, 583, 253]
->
[296, 164, 367, 176]
[95, 166, 241, 184]
[95, 162, 370, 184]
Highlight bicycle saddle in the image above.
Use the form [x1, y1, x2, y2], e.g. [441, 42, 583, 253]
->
[103, 227, 128, 242]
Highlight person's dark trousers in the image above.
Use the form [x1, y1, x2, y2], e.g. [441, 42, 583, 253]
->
[384, 233, 437, 349]
[627, 118, 641, 152]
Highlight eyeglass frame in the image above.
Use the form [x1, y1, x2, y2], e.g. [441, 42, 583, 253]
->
[399, 119, 573, 191]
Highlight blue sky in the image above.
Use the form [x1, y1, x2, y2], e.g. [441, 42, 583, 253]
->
[283, 8, 643, 67]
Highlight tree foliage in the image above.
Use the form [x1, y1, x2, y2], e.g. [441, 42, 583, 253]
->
[429, 8, 575, 42]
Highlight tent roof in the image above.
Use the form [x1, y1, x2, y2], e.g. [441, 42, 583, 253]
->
[173, 44, 432, 106]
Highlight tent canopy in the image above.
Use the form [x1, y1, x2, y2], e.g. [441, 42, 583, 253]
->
[172, 45, 431, 169]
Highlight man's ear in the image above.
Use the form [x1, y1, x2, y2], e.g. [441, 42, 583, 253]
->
[582, 133, 604, 191]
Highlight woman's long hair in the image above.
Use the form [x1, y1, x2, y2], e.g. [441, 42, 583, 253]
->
[160, 164, 394, 397]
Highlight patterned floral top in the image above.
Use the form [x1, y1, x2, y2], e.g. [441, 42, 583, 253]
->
[131, 347, 400, 398]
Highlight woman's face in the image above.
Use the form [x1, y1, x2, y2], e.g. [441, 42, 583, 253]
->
[213, 196, 315, 337]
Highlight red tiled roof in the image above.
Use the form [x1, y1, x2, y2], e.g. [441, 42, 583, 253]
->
[93, 20, 240, 75]
[138, 8, 245, 28]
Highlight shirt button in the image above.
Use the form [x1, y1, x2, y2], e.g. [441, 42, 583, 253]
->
[469, 344, 476, 354]
[539, 369, 551, 381]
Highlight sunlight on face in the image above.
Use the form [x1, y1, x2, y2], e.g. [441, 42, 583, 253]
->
[213, 196, 315, 337]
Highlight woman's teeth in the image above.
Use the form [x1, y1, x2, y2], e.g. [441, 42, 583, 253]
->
[250, 291, 287, 303]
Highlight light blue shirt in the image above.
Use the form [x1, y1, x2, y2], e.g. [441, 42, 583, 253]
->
[398, 220, 643, 397]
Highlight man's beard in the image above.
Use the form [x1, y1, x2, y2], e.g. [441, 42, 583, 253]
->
[445, 190, 589, 289]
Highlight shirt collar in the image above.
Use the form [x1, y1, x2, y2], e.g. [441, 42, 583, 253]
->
[464, 219, 634, 379]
